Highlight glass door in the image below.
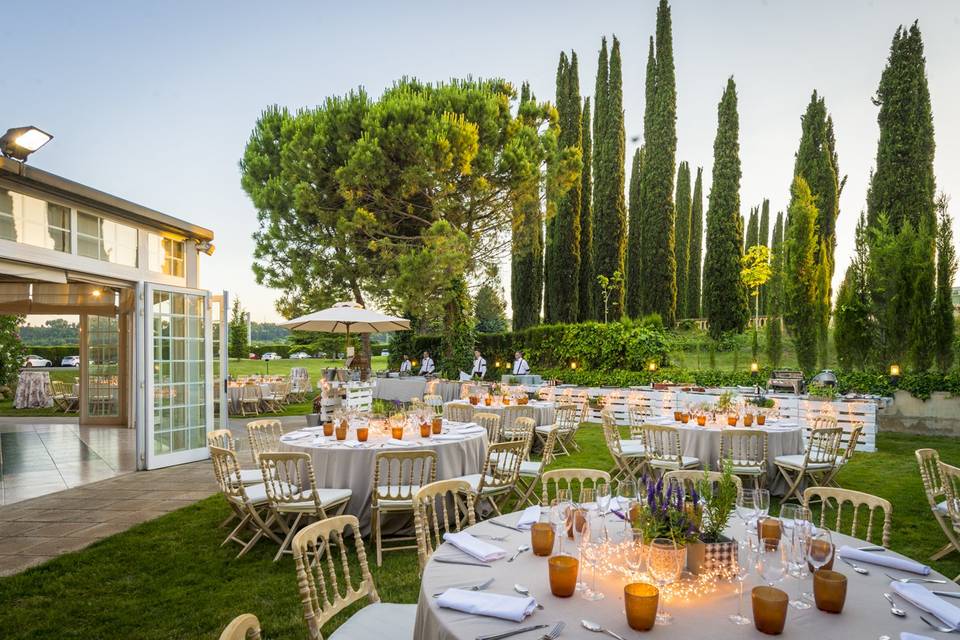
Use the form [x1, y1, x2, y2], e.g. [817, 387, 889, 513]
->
[81, 312, 123, 424]
[144, 283, 212, 469]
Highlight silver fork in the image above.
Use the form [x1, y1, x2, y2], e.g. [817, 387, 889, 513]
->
[885, 572, 947, 584]
[432, 577, 494, 597]
[540, 621, 566, 639]
[920, 614, 959, 633]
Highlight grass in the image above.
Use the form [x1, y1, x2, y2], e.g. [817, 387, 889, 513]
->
[1, 427, 958, 639]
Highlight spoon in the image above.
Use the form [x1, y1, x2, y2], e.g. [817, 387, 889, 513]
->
[882, 592, 906, 617]
[841, 557, 869, 575]
[581, 619, 627, 640]
[508, 545, 530, 562]
[513, 583, 545, 609]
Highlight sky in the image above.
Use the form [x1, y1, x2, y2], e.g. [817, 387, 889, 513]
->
[5, 0, 960, 323]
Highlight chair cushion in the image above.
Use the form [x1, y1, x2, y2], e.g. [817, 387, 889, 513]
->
[650, 456, 701, 470]
[241, 481, 296, 505]
[936, 500, 949, 516]
[620, 440, 646, 456]
[730, 465, 764, 475]
[535, 425, 556, 434]
[454, 473, 501, 494]
[277, 487, 353, 511]
[517, 460, 542, 477]
[239, 469, 262, 485]
[329, 602, 417, 640]
[375, 484, 421, 507]
[774, 454, 832, 470]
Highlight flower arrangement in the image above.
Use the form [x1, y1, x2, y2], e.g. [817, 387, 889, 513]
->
[715, 390, 736, 414]
[635, 475, 700, 545]
[695, 459, 739, 543]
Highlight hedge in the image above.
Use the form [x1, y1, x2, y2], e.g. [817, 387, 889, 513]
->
[21, 345, 77, 363]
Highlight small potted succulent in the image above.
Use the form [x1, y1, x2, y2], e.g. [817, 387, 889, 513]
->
[685, 460, 740, 574]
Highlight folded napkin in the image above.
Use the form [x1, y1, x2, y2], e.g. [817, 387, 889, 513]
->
[432, 434, 466, 442]
[436, 588, 537, 622]
[386, 438, 417, 447]
[332, 439, 362, 448]
[901, 634, 935, 640]
[442, 532, 506, 562]
[515, 505, 542, 530]
[839, 546, 930, 575]
[454, 425, 486, 434]
[302, 426, 326, 433]
[280, 430, 309, 441]
[891, 582, 960, 629]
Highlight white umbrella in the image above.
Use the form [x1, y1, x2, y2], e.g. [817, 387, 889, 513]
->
[280, 301, 410, 334]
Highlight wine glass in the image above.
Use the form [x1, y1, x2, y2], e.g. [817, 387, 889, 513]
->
[551, 489, 572, 556]
[736, 491, 759, 535]
[596, 483, 612, 515]
[617, 479, 637, 534]
[729, 538, 754, 625]
[647, 537, 685, 625]
[580, 512, 605, 601]
[569, 505, 589, 591]
[787, 514, 813, 609]
[805, 528, 834, 603]
[624, 527, 645, 579]
[754, 489, 771, 521]
[758, 537, 788, 587]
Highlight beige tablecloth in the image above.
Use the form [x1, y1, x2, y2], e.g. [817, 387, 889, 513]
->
[415, 510, 951, 639]
[280, 425, 487, 535]
[226, 384, 272, 414]
[375, 377, 462, 403]
[15, 370, 52, 408]
[443, 400, 556, 428]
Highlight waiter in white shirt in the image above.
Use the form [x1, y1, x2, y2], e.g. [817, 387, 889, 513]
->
[419, 351, 435, 376]
[512, 351, 530, 376]
[399, 354, 412, 374]
[471, 350, 487, 379]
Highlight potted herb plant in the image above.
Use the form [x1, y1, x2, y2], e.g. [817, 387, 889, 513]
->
[686, 459, 740, 574]
[635, 476, 701, 550]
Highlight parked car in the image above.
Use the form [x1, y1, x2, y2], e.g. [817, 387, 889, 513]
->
[289, 351, 310, 360]
[261, 352, 282, 361]
[24, 355, 52, 367]
[61, 355, 81, 367]
[380, 350, 390, 357]
[248, 353, 258, 359]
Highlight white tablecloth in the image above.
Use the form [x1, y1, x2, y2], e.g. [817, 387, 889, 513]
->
[415, 510, 953, 639]
[442, 400, 556, 428]
[375, 377, 462, 403]
[280, 422, 487, 535]
[15, 370, 52, 408]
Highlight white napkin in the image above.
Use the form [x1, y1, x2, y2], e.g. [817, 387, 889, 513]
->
[839, 546, 930, 575]
[333, 440, 362, 448]
[280, 430, 309, 441]
[436, 588, 537, 622]
[453, 425, 486, 434]
[302, 426, 326, 433]
[891, 582, 960, 629]
[442, 532, 506, 562]
[386, 438, 416, 447]
[516, 505, 542, 530]
[900, 634, 935, 640]
[433, 434, 466, 442]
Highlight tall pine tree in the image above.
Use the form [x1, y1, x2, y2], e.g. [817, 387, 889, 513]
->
[703, 77, 749, 339]
[674, 161, 691, 320]
[765, 211, 785, 366]
[578, 98, 595, 321]
[591, 38, 610, 317]
[686, 167, 704, 318]
[784, 177, 819, 372]
[638, 0, 678, 324]
[626, 148, 645, 318]
[593, 36, 627, 318]
[511, 83, 544, 330]
[758, 199, 770, 314]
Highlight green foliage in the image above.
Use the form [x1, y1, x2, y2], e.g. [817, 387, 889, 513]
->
[674, 161, 692, 322]
[474, 280, 508, 334]
[703, 78, 749, 339]
[745, 206, 758, 251]
[18, 319, 78, 346]
[686, 167, 704, 318]
[227, 298, 249, 359]
[765, 211, 785, 367]
[578, 97, 596, 322]
[758, 199, 770, 314]
[807, 382, 838, 400]
[0, 315, 24, 387]
[250, 322, 290, 343]
[741, 244, 772, 359]
[834, 215, 873, 369]
[697, 459, 739, 543]
[439, 276, 475, 378]
[934, 195, 956, 372]
[783, 177, 819, 372]
[14, 344, 73, 365]
[626, 147, 645, 318]
[596, 271, 624, 325]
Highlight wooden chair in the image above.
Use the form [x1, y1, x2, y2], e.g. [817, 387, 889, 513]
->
[51, 380, 78, 413]
[640, 424, 701, 476]
[536, 386, 555, 401]
[247, 419, 283, 462]
[218, 614, 261, 640]
[258, 451, 352, 562]
[292, 515, 416, 640]
[719, 429, 768, 491]
[516, 427, 560, 506]
[209, 445, 282, 558]
[423, 393, 444, 416]
[413, 479, 477, 571]
[540, 468, 611, 505]
[916, 449, 960, 561]
[499, 415, 535, 461]
[473, 412, 502, 443]
[452, 439, 526, 519]
[499, 405, 538, 443]
[663, 469, 743, 502]
[208, 429, 261, 486]
[826, 423, 864, 487]
[600, 409, 646, 482]
[936, 462, 960, 579]
[371, 450, 437, 566]
[538, 403, 580, 457]
[802, 486, 892, 548]
[774, 427, 842, 502]
[445, 402, 474, 424]
[240, 382, 262, 416]
[627, 400, 654, 437]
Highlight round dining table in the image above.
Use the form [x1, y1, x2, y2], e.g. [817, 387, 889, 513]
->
[279, 420, 488, 536]
[443, 399, 557, 427]
[415, 509, 955, 639]
[642, 416, 805, 496]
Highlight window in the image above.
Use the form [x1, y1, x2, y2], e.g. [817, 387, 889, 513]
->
[148, 234, 185, 277]
[0, 189, 71, 252]
[77, 211, 138, 266]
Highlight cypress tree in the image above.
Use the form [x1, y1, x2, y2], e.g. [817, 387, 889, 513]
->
[543, 59, 564, 323]
[626, 148, 645, 318]
[834, 213, 872, 369]
[686, 167, 704, 318]
[745, 206, 759, 250]
[784, 177, 819, 371]
[766, 211, 785, 366]
[578, 98, 595, 321]
[674, 161, 691, 319]
[548, 50, 582, 323]
[638, 0, 678, 324]
[703, 77, 749, 339]
[591, 38, 609, 317]
[758, 199, 770, 314]
[593, 36, 627, 318]
[511, 83, 543, 330]
[934, 195, 956, 372]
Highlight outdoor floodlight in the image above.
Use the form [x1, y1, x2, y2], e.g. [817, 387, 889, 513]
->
[195, 240, 215, 256]
[0, 126, 53, 162]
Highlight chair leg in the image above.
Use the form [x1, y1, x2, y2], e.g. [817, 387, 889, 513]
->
[273, 512, 303, 562]
[373, 507, 382, 567]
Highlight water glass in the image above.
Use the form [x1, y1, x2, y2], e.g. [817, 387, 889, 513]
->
[805, 529, 834, 603]
[580, 514, 605, 601]
[758, 537, 788, 587]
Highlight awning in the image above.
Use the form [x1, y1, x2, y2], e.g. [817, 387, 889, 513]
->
[0, 282, 118, 315]
[0, 259, 67, 283]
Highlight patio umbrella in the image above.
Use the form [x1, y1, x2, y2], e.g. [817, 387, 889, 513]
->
[280, 302, 410, 364]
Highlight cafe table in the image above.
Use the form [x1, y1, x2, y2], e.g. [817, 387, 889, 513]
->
[415, 509, 955, 639]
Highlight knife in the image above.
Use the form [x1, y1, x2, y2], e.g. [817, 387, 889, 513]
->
[432, 556, 492, 568]
[489, 520, 523, 532]
[475, 624, 549, 640]
[857, 546, 886, 552]
[933, 591, 960, 599]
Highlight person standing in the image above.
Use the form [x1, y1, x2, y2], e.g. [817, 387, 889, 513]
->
[399, 354, 412, 374]
[419, 351, 435, 376]
[512, 351, 530, 376]
[471, 350, 487, 379]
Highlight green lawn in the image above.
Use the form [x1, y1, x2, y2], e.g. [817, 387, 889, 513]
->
[1, 428, 958, 639]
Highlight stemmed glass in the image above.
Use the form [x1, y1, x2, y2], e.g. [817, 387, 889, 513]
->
[617, 479, 637, 535]
[758, 537, 788, 587]
[550, 489, 572, 556]
[647, 537, 685, 625]
[781, 504, 813, 609]
[729, 538, 755, 625]
[569, 504, 589, 591]
[754, 489, 771, 523]
[805, 528, 835, 603]
[596, 483, 612, 515]
[624, 527, 645, 579]
[736, 491, 759, 537]
[580, 511, 606, 601]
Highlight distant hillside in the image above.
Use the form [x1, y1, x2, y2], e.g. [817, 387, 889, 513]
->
[251, 322, 290, 343]
[20, 319, 79, 346]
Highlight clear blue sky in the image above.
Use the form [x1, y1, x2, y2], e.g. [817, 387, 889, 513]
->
[5, 0, 960, 322]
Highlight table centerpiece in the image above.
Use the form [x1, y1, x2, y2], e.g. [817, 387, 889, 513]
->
[685, 460, 740, 575]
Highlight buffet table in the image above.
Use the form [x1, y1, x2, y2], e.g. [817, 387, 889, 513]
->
[374, 377, 462, 403]
[442, 399, 557, 428]
[414, 509, 953, 639]
[279, 420, 487, 535]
